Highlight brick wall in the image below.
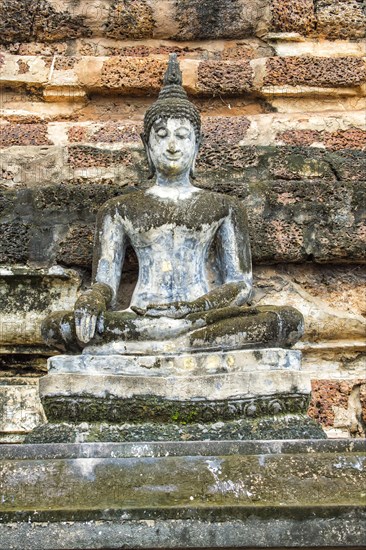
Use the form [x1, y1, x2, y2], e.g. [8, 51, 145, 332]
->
[0, 0, 365, 441]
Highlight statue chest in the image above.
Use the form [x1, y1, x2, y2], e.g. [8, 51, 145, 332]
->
[126, 220, 221, 257]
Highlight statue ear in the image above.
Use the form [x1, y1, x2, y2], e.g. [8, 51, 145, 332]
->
[190, 134, 203, 180]
[141, 133, 156, 180]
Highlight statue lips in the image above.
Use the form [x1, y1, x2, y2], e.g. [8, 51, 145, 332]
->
[164, 153, 182, 161]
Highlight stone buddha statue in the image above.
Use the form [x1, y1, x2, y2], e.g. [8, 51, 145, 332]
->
[42, 54, 304, 356]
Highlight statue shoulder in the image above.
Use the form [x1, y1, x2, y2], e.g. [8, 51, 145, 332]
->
[198, 189, 247, 213]
[97, 190, 148, 217]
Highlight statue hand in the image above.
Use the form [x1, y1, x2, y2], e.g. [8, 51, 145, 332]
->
[132, 301, 193, 319]
[74, 287, 108, 343]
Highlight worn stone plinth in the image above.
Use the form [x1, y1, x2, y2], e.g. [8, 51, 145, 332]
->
[0, 378, 45, 443]
[28, 349, 325, 442]
[0, 439, 365, 549]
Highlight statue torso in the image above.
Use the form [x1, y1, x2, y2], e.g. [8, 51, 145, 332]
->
[107, 189, 230, 307]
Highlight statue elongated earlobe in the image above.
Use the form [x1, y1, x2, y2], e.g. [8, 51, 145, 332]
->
[141, 133, 156, 179]
[190, 135, 203, 180]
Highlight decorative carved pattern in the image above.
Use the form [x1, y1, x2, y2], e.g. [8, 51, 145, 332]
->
[43, 393, 310, 424]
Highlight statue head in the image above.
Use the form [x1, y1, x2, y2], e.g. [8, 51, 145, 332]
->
[142, 54, 202, 179]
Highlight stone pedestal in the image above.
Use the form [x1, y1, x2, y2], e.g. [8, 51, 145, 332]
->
[28, 348, 324, 442]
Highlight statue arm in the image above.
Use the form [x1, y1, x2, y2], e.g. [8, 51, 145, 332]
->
[213, 200, 252, 303]
[75, 205, 126, 343]
[92, 205, 126, 303]
[186, 200, 252, 311]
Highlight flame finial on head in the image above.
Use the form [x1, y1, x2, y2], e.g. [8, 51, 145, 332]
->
[163, 53, 182, 86]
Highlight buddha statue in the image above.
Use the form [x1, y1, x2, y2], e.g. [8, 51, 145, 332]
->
[42, 54, 304, 356]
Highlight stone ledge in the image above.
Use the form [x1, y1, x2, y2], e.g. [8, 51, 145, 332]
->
[0, 440, 365, 548]
[48, 348, 302, 375]
[1, 54, 365, 99]
[1, 509, 363, 549]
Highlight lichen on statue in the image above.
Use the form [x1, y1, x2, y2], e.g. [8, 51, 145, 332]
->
[42, 54, 304, 355]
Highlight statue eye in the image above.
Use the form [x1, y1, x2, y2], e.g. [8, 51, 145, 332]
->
[176, 129, 190, 139]
[156, 128, 168, 138]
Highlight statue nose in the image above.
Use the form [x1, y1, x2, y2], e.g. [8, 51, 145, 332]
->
[167, 139, 178, 153]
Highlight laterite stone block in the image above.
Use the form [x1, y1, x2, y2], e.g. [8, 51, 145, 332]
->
[197, 61, 254, 95]
[264, 56, 366, 87]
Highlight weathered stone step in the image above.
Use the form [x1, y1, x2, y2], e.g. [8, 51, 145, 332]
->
[0, 440, 365, 548]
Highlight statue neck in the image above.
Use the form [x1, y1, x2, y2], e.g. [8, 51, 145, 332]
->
[148, 172, 198, 201]
[155, 171, 192, 188]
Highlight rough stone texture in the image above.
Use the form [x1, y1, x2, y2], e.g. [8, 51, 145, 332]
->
[198, 116, 252, 169]
[1, 0, 366, 448]
[28, 416, 324, 443]
[100, 56, 166, 93]
[72, 122, 141, 144]
[323, 129, 366, 151]
[92, 123, 141, 143]
[198, 147, 366, 264]
[197, 60, 254, 95]
[328, 149, 366, 181]
[104, 0, 155, 39]
[0, 267, 80, 349]
[0, 0, 91, 44]
[316, 0, 366, 39]
[1, 146, 365, 265]
[0, 223, 31, 263]
[264, 56, 366, 87]
[277, 129, 322, 147]
[67, 145, 133, 168]
[270, 0, 316, 34]
[309, 379, 366, 437]
[0, 123, 52, 147]
[252, 267, 366, 344]
[278, 129, 366, 151]
[3, 114, 364, 149]
[28, 345, 319, 442]
[1, 511, 365, 550]
[270, 0, 366, 40]
[283, 264, 366, 317]
[56, 224, 94, 268]
[5, 39, 274, 60]
[53, 56, 79, 71]
[2, 53, 366, 98]
[33, 184, 127, 219]
[174, 0, 269, 40]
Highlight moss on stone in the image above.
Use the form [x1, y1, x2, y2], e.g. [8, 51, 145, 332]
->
[26, 415, 325, 443]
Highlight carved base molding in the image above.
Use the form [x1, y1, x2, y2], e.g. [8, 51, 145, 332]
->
[26, 348, 326, 442]
[27, 414, 324, 443]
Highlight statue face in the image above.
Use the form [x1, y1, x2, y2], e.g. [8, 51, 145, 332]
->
[148, 118, 197, 178]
